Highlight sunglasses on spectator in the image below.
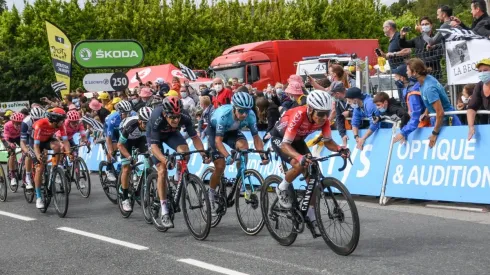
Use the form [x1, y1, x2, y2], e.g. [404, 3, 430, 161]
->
[235, 108, 250, 115]
[167, 114, 181, 120]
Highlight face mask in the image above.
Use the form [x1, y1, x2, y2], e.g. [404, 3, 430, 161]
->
[421, 25, 432, 33]
[461, 96, 469, 104]
[276, 88, 284, 96]
[350, 103, 359, 109]
[378, 107, 387, 113]
[478, 71, 490, 84]
[132, 99, 139, 105]
[181, 92, 188, 98]
[395, 80, 405, 89]
[215, 84, 223, 92]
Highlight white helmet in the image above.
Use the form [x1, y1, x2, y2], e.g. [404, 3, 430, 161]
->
[116, 100, 133, 113]
[307, 90, 333, 111]
[138, 107, 153, 122]
[30, 107, 45, 120]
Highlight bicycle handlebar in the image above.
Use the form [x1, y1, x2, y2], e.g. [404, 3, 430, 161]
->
[230, 148, 272, 163]
[305, 153, 352, 172]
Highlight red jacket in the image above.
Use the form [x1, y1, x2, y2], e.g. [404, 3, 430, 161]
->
[213, 88, 232, 108]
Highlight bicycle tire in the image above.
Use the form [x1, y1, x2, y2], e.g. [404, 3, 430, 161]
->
[141, 168, 155, 224]
[52, 167, 69, 218]
[117, 172, 135, 218]
[315, 177, 360, 256]
[261, 175, 298, 246]
[148, 172, 169, 232]
[22, 169, 34, 203]
[64, 159, 72, 195]
[182, 174, 211, 241]
[0, 165, 7, 202]
[40, 169, 51, 213]
[235, 169, 265, 236]
[6, 164, 19, 193]
[99, 161, 117, 204]
[200, 167, 222, 227]
[75, 157, 91, 198]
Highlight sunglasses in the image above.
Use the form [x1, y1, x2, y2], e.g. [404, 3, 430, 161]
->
[167, 114, 181, 120]
[235, 108, 250, 115]
[315, 110, 329, 117]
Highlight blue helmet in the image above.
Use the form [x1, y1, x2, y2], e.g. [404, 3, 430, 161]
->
[231, 92, 254, 109]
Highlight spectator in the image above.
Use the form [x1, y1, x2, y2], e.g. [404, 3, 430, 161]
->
[425, 5, 456, 46]
[182, 79, 199, 103]
[180, 87, 196, 114]
[345, 87, 380, 150]
[329, 81, 353, 146]
[198, 95, 214, 138]
[212, 77, 232, 108]
[98, 92, 114, 112]
[171, 77, 182, 94]
[231, 77, 240, 90]
[391, 64, 428, 144]
[467, 58, 490, 140]
[380, 20, 411, 70]
[89, 98, 110, 123]
[406, 58, 461, 148]
[400, 16, 443, 81]
[456, 84, 475, 125]
[199, 84, 208, 94]
[62, 95, 73, 111]
[282, 81, 306, 112]
[256, 96, 280, 134]
[451, 0, 490, 38]
[373, 91, 410, 127]
[132, 87, 152, 112]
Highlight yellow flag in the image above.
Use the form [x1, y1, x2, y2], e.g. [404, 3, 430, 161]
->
[45, 21, 72, 97]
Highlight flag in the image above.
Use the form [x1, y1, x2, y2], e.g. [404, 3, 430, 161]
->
[51, 81, 66, 99]
[437, 28, 488, 42]
[82, 116, 104, 131]
[45, 20, 72, 98]
[178, 61, 197, 81]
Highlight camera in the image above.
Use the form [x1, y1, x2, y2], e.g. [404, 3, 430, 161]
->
[401, 26, 411, 32]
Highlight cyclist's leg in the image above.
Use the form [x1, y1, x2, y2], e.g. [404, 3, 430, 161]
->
[232, 131, 249, 171]
[7, 138, 19, 183]
[22, 138, 33, 187]
[207, 128, 225, 191]
[120, 140, 134, 211]
[34, 142, 50, 208]
[50, 138, 62, 167]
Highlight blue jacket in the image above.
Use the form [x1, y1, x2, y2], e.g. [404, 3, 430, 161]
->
[351, 95, 380, 132]
[400, 82, 426, 138]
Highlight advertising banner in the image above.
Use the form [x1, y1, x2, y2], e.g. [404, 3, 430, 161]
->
[385, 125, 490, 204]
[83, 72, 129, 92]
[45, 21, 72, 97]
[445, 39, 490, 85]
[0, 101, 30, 112]
[74, 40, 144, 69]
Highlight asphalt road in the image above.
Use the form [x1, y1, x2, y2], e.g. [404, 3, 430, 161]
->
[1, 172, 490, 275]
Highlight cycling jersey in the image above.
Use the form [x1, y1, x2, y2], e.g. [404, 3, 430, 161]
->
[104, 111, 137, 138]
[56, 120, 86, 140]
[272, 105, 332, 144]
[148, 106, 196, 145]
[119, 116, 145, 144]
[209, 104, 258, 137]
[33, 118, 67, 144]
[2, 121, 21, 140]
[20, 115, 36, 141]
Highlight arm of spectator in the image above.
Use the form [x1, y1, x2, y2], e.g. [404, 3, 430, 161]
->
[335, 105, 347, 139]
[308, 76, 326, 91]
[271, 95, 281, 107]
[467, 84, 482, 140]
[266, 107, 280, 133]
[398, 35, 416, 49]
[400, 96, 423, 138]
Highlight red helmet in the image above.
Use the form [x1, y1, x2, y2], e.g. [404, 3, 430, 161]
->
[46, 107, 67, 123]
[162, 96, 182, 115]
[67, 110, 81, 121]
[11, 112, 25, 122]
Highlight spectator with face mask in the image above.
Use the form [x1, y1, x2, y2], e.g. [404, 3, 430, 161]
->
[329, 81, 353, 145]
[197, 95, 214, 138]
[180, 87, 196, 114]
[132, 87, 152, 112]
[373, 92, 410, 126]
[467, 58, 490, 140]
[212, 77, 232, 108]
[281, 81, 306, 113]
[425, 5, 458, 46]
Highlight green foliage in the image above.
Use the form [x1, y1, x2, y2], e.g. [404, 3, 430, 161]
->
[0, 0, 473, 101]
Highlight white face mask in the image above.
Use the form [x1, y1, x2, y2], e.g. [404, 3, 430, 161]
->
[461, 96, 469, 104]
[421, 25, 432, 33]
[215, 84, 223, 93]
[181, 92, 188, 98]
[350, 102, 359, 109]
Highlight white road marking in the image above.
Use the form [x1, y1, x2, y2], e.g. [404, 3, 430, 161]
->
[0, 210, 36, 221]
[178, 258, 249, 275]
[57, 227, 149, 250]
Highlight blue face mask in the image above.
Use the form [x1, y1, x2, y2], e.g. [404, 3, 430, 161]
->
[395, 80, 405, 89]
[378, 107, 387, 113]
[478, 71, 490, 84]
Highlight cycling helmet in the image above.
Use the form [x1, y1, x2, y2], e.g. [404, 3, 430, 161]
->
[67, 110, 81, 121]
[30, 107, 45, 120]
[11, 112, 25, 122]
[138, 107, 153, 122]
[231, 92, 254, 109]
[162, 97, 183, 115]
[46, 107, 66, 123]
[116, 100, 132, 113]
[306, 90, 333, 111]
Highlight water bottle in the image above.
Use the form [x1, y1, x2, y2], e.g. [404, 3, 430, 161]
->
[116, 163, 122, 174]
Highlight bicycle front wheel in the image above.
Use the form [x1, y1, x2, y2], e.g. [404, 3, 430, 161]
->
[117, 172, 135, 218]
[141, 168, 155, 224]
[7, 164, 18, 193]
[52, 167, 69, 218]
[22, 169, 34, 203]
[99, 161, 117, 204]
[315, 177, 360, 256]
[182, 174, 211, 241]
[235, 169, 265, 236]
[0, 165, 7, 202]
[75, 158, 91, 198]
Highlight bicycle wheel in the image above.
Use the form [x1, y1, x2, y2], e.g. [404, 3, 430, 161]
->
[52, 167, 69, 218]
[99, 161, 117, 204]
[315, 177, 360, 256]
[22, 169, 34, 203]
[149, 172, 173, 232]
[117, 172, 135, 218]
[75, 158, 91, 198]
[6, 164, 18, 193]
[64, 159, 72, 195]
[141, 168, 155, 224]
[200, 167, 223, 227]
[235, 169, 265, 236]
[0, 165, 7, 202]
[182, 174, 211, 241]
[260, 175, 298, 246]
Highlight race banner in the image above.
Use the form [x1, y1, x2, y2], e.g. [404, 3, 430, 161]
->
[0, 101, 30, 112]
[445, 38, 490, 85]
[45, 21, 72, 97]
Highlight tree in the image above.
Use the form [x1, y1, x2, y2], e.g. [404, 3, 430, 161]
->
[0, 0, 6, 14]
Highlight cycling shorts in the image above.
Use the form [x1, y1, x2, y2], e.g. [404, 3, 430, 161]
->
[151, 132, 187, 165]
[270, 136, 310, 164]
[121, 137, 147, 165]
[206, 127, 246, 161]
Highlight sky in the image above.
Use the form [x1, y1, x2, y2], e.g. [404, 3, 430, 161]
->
[7, 0, 398, 11]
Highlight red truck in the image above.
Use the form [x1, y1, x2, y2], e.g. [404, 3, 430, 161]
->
[209, 40, 379, 90]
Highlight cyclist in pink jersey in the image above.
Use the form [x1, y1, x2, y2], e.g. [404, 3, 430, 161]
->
[56, 110, 89, 148]
[1, 112, 25, 186]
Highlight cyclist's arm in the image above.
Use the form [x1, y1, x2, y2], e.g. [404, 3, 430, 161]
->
[117, 131, 131, 159]
[321, 120, 341, 152]
[214, 116, 230, 158]
[105, 122, 114, 155]
[253, 134, 265, 152]
[58, 126, 70, 154]
[190, 136, 205, 151]
[20, 122, 29, 153]
[248, 112, 265, 152]
[149, 113, 166, 163]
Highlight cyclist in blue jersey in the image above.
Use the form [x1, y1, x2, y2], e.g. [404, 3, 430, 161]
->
[20, 107, 45, 190]
[207, 91, 269, 216]
[104, 100, 136, 181]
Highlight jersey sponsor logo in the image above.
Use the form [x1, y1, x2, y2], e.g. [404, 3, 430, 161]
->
[287, 110, 303, 133]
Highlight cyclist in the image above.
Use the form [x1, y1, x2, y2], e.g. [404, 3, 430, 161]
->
[1, 112, 25, 187]
[117, 107, 153, 212]
[104, 100, 136, 182]
[32, 108, 72, 209]
[269, 90, 350, 225]
[20, 107, 45, 189]
[56, 110, 89, 147]
[148, 97, 209, 228]
[207, 91, 269, 217]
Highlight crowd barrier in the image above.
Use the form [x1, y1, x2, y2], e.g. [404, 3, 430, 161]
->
[70, 117, 490, 206]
